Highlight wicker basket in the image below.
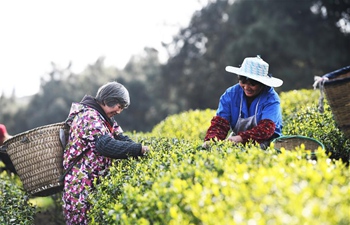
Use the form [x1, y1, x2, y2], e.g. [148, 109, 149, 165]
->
[323, 66, 350, 139]
[0, 122, 66, 197]
[272, 135, 325, 159]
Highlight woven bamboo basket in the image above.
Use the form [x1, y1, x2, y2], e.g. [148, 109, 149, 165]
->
[323, 66, 350, 139]
[0, 122, 66, 197]
[272, 135, 325, 159]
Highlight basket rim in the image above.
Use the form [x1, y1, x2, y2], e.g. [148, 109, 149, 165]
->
[1, 121, 65, 196]
[272, 135, 325, 150]
[324, 76, 350, 86]
[323, 65, 350, 79]
[2, 122, 65, 146]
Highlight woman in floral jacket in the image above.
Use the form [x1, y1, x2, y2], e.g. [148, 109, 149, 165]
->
[62, 81, 149, 225]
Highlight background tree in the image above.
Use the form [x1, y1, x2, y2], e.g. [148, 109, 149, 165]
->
[160, 0, 350, 112]
[1, 0, 349, 134]
[119, 47, 165, 131]
[4, 49, 163, 134]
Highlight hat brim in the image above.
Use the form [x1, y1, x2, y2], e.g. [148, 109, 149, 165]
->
[226, 66, 283, 87]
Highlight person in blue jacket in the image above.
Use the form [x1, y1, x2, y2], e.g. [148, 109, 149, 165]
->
[202, 55, 283, 149]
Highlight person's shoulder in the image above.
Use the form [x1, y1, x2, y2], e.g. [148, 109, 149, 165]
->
[69, 102, 100, 120]
[220, 85, 241, 102]
[264, 86, 278, 94]
[69, 102, 84, 113]
[225, 84, 241, 93]
[263, 87, 280, 101]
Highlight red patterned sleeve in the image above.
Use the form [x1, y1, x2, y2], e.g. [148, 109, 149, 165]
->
[204, 116, 230, 141]
[237, 119, 276, 144]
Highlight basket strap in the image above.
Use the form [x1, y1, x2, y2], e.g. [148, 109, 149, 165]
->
[313, 76, 327, 113]
[59, 115, 113, 183]
[0, 145, 7, 154]
[59, 148, 90, 182]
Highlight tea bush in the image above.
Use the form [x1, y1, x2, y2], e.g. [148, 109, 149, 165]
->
[2, 88, 350, 224]
[150, 109, 215, 141]
[281, 89, 349, 163]
[89, 138, 350, 224]
[279, 88, 320, 119]
[282, 104, 350, 162]
[0, 170, 36, 224]
[88, 89, 349, 224]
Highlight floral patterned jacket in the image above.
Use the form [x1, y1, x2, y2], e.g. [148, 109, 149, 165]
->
[62, 95, 142, 224]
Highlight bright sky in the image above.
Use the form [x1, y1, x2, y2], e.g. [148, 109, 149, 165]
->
[0, 0, 206, 97]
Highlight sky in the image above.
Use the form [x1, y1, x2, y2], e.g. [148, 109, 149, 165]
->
[0, 0, 206, 98]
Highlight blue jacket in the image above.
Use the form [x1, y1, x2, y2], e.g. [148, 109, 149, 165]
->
[216, 84, 283, 136]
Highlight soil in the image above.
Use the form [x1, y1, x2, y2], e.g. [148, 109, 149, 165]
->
[34, 206, 65, 225]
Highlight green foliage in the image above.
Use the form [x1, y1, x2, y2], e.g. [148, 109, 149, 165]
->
[0, 171, 36, 224]
[2, 88, 350, 224]
[279, 89, 320, 119]
[150, 109, 216, 141]
[89, 89, 349, 224]
[1, 0, 349, 222]
[283, 103, 350, 163]
[1, 51, 164, 134]
[2, 0, 350, 135]
[89, 139, 350, 225]
[280, 89, 349, 162]
[161, 0, 350, 112]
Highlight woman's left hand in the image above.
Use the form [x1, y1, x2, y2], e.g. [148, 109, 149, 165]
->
[227, 135, 243, 144]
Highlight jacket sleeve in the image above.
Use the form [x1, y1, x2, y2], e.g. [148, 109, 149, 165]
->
[237, 119, 276, 144]
[204, 115, 231, 141]
[115, 133, 134, 142]
[95, 134, 143, 159]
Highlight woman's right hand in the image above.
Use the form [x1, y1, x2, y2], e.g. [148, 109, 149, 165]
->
[227, 135, 243, 144]
[141, 146, 149, 156]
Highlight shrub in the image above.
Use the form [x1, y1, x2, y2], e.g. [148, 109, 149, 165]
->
[88, 138, 350, 224]
[282, 103, 350, 163]
[0, 171, 36, 224]
[279, 88, 320, 119]
[4, 89, 350, 224]
[150, 109, 216, 141]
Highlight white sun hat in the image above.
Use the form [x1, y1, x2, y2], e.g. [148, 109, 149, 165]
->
[225, 55, 283, 87]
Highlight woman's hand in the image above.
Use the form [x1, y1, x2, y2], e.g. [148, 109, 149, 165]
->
[227, 135, 243, 144]
[202, 141, 211, 149]
[201, 135, 243, 149]
[141, 146, 149, 155]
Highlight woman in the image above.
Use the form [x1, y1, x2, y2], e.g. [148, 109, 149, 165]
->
[203, 56, 283, 149]
[0, 124, 16, 174]
[0, 124, 12, 145]
[62, 81, 149, 225]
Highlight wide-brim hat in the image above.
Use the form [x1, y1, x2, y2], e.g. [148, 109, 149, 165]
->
[225, 55, 283, 87]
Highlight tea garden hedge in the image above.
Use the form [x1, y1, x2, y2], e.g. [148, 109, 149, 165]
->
[0, 170, 36, 224]
[1, 89, 349, 224]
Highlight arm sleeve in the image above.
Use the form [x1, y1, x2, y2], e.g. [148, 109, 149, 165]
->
[204, 115, 231, 141]
[112, 124, 134, 142]
[95, 134, 143, 159]
[216, 88, 234, 122]
[260, 98, 282, 123]
[237, 119, 276, 144]
[115, 133, 134, 142]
